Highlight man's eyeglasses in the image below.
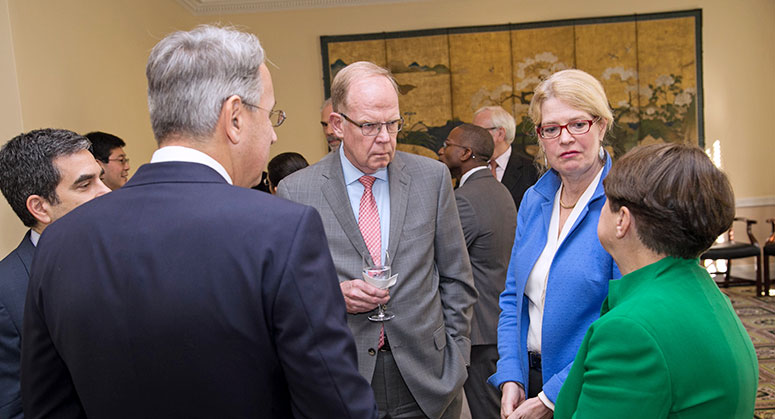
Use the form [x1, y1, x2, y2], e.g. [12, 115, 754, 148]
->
[536, 117, 599, 139]
[442, 140, 467, 150]
[108, 157, 130, 166]
[339, 113, 403, 137]
[442, 140, 479, 160]
[242, 100, 286, 127]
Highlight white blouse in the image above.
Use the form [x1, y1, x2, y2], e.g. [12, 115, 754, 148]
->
[525, 166, 604, 353]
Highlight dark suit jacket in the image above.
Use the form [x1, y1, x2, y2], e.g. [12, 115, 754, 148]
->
[0, 232, 33, 419]
[500, 145, 539, 209]
[455, 169, 516, 346]
[22, 162, 376, 419]
[277, 151, 477, 418]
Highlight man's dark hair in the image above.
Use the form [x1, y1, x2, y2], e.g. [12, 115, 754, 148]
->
[268, 152, 309, 189]
[0, 129, 91, 227]
[456, 123, 494, 162]
[85, 131, 125, 162]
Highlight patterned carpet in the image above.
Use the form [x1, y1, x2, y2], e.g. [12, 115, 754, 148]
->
[721, 285, 775, 418]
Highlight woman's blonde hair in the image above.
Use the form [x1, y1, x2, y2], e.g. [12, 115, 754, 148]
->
[529, 69, 613, 169]
[529, 69, 613, 136]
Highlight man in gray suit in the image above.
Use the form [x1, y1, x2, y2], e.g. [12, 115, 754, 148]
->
[438, 124, 517, 419]
[278, 61, 477, 418]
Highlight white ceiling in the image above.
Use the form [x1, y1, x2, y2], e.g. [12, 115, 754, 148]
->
[177, 0, 426, 15]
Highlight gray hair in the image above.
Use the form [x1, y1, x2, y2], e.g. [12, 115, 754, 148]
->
[474, 106, 516, 144]
[146, 25, 265, 143]
[330, 61, 399, 114]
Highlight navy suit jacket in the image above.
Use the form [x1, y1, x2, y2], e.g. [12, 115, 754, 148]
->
[0, 232, 33, 419]
[22, 162, 376, 419]
[501, 145, 539, 210]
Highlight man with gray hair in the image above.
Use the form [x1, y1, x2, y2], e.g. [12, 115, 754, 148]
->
[0, 129, 109, 419]
[473, 106, 538, 209]
[21, 25, 376, 418]
[279, 61, 477, 418]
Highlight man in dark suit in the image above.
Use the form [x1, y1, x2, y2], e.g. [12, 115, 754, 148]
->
[0, 129, 110, 419]
[438, 124, 517, 419]
[473, 106, 539, 209]
[21, 26, 376, 419]
[278, 61, 477, 418]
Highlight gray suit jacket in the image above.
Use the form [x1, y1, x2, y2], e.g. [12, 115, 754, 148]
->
[278, 151, 477, 418]
[455, 169, 516, 346]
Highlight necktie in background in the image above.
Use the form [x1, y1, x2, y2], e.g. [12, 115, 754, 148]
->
[489, 160, 498, 178]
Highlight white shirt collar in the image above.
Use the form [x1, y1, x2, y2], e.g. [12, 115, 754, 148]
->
[338, 142, 388, 185]
[30, 229, 40, 247]
[459, 165, 488, 187]
[150, 146, 233, 185]
[494, 145, 511, 169]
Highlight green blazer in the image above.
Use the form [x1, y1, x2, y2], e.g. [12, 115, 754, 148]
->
[555, 257, 758, 419]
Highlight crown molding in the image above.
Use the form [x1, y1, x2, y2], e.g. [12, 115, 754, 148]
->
[177, 0, 426, 15]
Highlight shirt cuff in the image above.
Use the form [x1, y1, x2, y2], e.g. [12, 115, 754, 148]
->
[537, 391, 555, 411]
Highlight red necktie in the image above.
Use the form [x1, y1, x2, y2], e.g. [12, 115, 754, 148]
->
[358, 176, 381, 265]
[358, 175, 385, 348]
[489, 160, 498, 178]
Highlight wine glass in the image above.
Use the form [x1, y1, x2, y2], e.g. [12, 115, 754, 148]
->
[363, 251, 395, 321]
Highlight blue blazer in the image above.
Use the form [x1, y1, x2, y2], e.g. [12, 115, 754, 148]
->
[22, 162, 377, 418]
[0, 232, 33, 419]
[489, 156, 619, 403]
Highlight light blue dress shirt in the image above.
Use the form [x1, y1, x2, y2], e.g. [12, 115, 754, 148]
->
[338, 145, 390, 264]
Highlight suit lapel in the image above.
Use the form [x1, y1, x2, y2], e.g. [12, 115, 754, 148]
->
[321, 152, 371, 260]
[501, 146, 523, 191]
[387, 153, 410, 261]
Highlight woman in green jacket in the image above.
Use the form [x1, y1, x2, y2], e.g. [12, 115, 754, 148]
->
[555, 143, 758, 419]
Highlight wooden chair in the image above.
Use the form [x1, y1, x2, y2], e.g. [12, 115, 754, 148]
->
[700, 217, 765, 296]
[764, 218, 775, 295]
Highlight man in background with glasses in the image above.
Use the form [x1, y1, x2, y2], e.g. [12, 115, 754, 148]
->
[278, 61, 477, 419]
[21, 25, 376, 418]
[472, 106, 538, 210]
[438, 124, 517, 419]
[85, 131, 131, 190]
[320, 97, 342, 152]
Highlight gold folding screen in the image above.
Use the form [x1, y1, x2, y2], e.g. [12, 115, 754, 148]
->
[321, 10, 702, 159]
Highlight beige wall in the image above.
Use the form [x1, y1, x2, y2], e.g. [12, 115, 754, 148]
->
[1, 0, 773, 257]
[0, 0, 26, 251]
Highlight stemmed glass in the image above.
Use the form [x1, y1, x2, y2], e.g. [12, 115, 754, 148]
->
[363, 251, 396, 321]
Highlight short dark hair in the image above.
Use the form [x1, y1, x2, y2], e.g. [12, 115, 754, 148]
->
[85, 131, 125, 162]
[267, 152, 309, 189]
[455, 123, 494, 161]
[603, 143, 735, 259]
[0, 129, 92, 227]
